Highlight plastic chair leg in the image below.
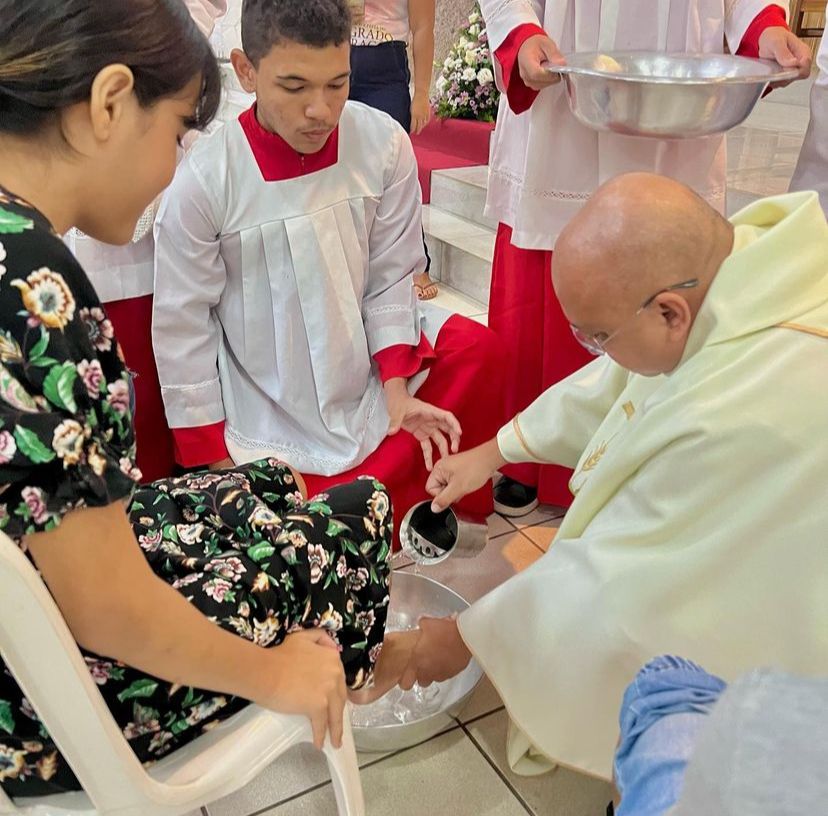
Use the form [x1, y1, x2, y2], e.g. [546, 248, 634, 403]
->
[322, 719, 365, 816]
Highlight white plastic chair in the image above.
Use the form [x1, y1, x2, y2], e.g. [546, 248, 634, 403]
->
[0, 531, 364, 816]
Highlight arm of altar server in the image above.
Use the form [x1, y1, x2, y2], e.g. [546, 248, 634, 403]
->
[497, 355, 631, 469]
[362, 130, 432, 366]
[153, 157, 231, 468]
[490, 3, 788, 116]
[184, 0, 228, 38]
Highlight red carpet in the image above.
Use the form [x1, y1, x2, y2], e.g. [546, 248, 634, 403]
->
[411, 117, 495, 202]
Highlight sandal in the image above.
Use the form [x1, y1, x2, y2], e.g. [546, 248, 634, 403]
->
[414, 272, 439, 301]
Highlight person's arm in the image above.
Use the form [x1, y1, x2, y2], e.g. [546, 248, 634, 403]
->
[727, 2, 812, 79]
[153, 153, 230, 470]
[26, 502, 347, 749]
[408, 0, 435, 135]
[478, 0, 563, 114]
[426, 355, 630, 511]
[363, 131, 462, 465]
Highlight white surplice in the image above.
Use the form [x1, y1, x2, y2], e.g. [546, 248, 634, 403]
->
[789, 3, 828, 213]
[153, 101, 448, 475]
[64, 0, 228, 302]
[480, 0, 777, 249]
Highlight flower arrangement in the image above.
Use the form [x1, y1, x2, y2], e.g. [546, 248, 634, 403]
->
[432, 4, 500, 123]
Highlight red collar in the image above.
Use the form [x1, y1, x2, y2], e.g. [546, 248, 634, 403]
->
[238, 104, 340, 182]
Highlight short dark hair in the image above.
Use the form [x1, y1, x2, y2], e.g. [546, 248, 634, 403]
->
[0, 0, 221, 137]
[241, 0, 352, 65]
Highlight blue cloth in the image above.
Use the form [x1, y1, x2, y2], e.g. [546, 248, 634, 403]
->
[614, 656, 726, 816]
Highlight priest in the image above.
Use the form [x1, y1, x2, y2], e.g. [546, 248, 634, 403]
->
[478, 0, 812, 517]
[404, 174, 828, 779]
[152, 0, 503, 542]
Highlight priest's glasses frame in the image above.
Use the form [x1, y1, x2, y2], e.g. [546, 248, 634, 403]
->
[570, 278, 700, 356]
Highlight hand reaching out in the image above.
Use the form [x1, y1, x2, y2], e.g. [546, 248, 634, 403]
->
[517, 34, 566, 90]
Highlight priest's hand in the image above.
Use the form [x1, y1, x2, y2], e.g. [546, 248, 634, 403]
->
[518, 33, 566, 90]
[426, 438, 506, 512]
[384, 378, 462, 471]
[399, 616, 472, 689]
[759, 27, 812, 84]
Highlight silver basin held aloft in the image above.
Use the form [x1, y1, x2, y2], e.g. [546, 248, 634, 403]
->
[546, 52, 800, 139]
[399, 501, 488, 565]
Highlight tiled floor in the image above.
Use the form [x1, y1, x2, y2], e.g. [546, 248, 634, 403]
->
[203, 72, 817, 816]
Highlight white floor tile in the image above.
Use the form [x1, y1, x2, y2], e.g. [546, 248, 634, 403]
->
[520, 520, 561, 553]
[508, 505, 567, 530]
[488, 512, 517, 539]
[467, 711, 614, 816]
[262, 728, 528, 815]
[456, 674, 504, 724]
[206, 741, 394, 816]
[399, 530, 542, 604]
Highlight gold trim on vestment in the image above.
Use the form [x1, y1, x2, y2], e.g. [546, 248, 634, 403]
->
[512, 414, 544, 461]
[777, 321, 828, 340]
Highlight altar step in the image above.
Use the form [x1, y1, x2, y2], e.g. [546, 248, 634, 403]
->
[423, 166, 495, 311]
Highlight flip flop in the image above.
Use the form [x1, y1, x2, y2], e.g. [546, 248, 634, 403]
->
[414, 274, 439, 301]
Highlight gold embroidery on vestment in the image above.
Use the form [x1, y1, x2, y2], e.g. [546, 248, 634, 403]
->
[777, 321, 828, 340]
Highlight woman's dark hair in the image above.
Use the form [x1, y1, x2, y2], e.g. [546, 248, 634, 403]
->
[242, 0, 352, 66]
[0, 0, 221, 137]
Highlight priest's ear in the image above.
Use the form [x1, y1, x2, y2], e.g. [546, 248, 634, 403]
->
[656, 292, 693, 339]
[231, 48, 257, 94]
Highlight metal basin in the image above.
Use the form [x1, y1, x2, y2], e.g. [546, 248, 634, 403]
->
[351, 572, 483, 752]
[547, 52, 799, 139]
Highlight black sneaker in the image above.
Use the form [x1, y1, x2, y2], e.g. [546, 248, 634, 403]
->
[493, 476, 539, 517]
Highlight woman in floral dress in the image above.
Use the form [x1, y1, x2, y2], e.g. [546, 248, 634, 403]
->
[0, 0, 396, 799]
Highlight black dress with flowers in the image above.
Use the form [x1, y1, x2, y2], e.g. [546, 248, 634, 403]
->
[0, 192, 392, 798]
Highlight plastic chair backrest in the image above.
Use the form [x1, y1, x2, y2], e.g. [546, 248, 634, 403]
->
[0, 531, 150, 812]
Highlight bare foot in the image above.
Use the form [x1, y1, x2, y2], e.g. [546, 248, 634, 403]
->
[413, 272, 438, 301]
[349, 630, 420, 705]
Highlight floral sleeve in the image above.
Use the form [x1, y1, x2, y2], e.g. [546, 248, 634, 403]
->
[0, 195, 141, 541]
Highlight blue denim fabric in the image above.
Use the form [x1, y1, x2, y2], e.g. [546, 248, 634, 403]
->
[614, 656, 726, 816]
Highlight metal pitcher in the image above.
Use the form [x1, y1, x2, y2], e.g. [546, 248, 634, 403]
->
[399, 502, 488, 566]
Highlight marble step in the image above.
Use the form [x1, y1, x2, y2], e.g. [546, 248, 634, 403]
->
[422, 205, 495, 306]
[429, 166, 497, 231]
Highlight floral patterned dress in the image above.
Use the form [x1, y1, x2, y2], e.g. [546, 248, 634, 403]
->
[0, 191, 392, 799]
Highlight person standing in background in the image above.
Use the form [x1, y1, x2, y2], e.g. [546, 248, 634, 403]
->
[65, 0, 227, 482]
[790, 6, 827, 213]
[350, 0, 439, 300]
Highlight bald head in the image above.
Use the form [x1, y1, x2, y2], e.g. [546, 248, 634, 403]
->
[554, 173, 732, 317]
[553, 173, 735, 376]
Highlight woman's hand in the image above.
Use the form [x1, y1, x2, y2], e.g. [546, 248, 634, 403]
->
[410, 93, 432, 135]
[265, 629, 348, 749]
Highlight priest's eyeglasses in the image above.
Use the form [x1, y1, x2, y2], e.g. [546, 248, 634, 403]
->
[570, 278, 700, 356]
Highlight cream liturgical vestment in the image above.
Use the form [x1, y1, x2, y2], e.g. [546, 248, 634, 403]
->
[480, 0, 774, 249]
[458, 192, 828, 779]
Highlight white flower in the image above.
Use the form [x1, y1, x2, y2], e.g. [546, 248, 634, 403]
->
[464, 49, 478, 67]
[468, 11, 480, 24]
[53, 419, 86, 467]
[0, 242, 6, 280]
[435, 75, 448, 94]
[0, 430, 16, 465]
[462, 67, 477, 82]
[469, 24, 480, 37]
[458, 36, 470, 48]
[477, 67, 494, 86]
